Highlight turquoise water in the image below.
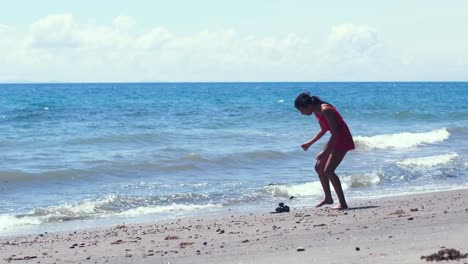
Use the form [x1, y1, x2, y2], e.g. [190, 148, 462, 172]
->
[0, 82, 467, 235]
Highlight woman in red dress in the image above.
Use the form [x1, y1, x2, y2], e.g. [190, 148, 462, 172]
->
[295, 93, 355, 210]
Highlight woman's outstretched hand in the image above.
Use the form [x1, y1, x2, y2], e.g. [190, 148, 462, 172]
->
[301, 142, 312, 151]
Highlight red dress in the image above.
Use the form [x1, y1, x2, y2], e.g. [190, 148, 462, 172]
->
[314, 107, 355, 152]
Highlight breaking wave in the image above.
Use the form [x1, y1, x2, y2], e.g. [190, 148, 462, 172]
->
[396, 153, 459, 168]
[354, 128, 450, 149]
[264, 182, 323, 198]
[0, 194, 223, 231]
[341, 171, 383, 187]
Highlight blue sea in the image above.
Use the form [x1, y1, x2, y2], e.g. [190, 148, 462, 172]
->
[1, 82, 467, 235]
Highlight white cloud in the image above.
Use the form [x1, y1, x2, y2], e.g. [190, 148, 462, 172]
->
[136, 27, 172, 49]
[0, 24, 10, 32]
[79, 24, 128, 48]
[4, 14, 309, 81]
[324, 23, 380, 62]
[113, 16, 135, 33]
[0, 24, 13, 45]
[312, 23, 388, 80]
[1, 15, 467, 82]
[26, 13, 82, 48]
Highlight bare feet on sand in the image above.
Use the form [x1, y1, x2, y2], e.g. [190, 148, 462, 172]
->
[331, 203, 348, 210]
[315, 198, 334, 207]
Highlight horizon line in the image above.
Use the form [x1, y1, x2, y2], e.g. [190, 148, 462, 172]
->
[1, 81, 468, 85]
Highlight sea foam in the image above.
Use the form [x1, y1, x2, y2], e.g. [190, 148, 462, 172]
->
[397, 153, 459, 168]
[1, 194, 222, 231]
[116, 203, 222, 217]
[354, 128, 450, 149]
[341, 171, 382, 187]
[264, 182, 324, 198]
[0, 215, 42, 231]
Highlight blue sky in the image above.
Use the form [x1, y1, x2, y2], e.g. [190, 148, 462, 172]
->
[1, 0, 467, 82]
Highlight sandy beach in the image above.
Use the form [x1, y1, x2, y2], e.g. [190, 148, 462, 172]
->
[1, 189, 467, 264]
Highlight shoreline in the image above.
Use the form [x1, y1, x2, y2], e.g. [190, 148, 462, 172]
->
[1, 189, 467, 263]
[2, 186, 467, 238]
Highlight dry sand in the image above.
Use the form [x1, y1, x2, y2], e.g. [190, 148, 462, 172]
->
[1, 189, 467, 264]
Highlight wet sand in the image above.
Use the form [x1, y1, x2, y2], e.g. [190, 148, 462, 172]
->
[1, 189, 467, 264]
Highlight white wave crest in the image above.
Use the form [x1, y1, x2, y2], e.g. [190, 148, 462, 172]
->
[265, 182, 323, 198]
[397, 153, 459, 168]
[0, 197, 116, 232]
[0, 200, 223, 232]
[354, 128, 450, 149]
[0, 215, 42, 231]
[341, 171, 382, 188]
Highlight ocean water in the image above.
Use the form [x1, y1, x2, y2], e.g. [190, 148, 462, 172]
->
[0, 82, 467, 235]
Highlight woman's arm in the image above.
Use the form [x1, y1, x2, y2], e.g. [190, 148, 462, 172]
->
[301, 116, 328, 151]
[301, 128, 326, 151]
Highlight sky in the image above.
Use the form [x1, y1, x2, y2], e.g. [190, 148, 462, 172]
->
[0, 0, 467, 82]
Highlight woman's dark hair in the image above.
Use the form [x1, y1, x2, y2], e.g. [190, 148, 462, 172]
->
[294, 92, 333, 109]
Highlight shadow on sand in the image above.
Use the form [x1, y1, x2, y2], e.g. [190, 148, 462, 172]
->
[345, 205, 380, 211]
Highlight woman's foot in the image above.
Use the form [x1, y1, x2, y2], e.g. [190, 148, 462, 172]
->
[331, 203, 348, 210]
[315, 198, 334, 207]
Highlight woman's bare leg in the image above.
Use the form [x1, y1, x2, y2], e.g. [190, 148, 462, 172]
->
[314, 157, 333, 207]
[324, 150, 348, 209]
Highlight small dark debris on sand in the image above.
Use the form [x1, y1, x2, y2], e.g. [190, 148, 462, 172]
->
[179, 242, 195, 249]
[4, 255, 38, 262]
[421, 248, 468, 261]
